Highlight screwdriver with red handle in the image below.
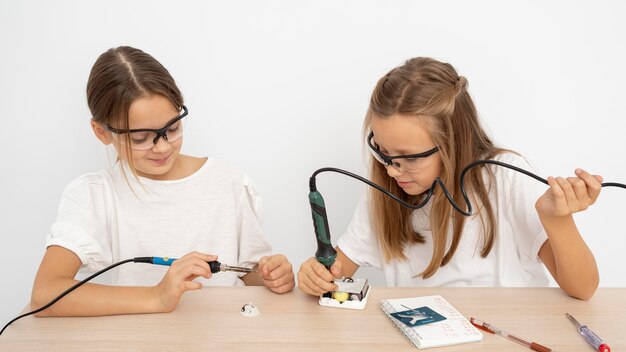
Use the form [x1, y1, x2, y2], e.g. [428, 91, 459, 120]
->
[566, 313, 610, 352]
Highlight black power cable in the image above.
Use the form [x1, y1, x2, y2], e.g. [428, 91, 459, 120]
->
[0, 257, 240, 336]
[311, 159, 626, 216]
[308, 159, 625, 268]
[0, 257, 153, 336]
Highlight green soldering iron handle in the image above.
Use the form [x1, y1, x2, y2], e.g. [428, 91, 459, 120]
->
[309, 190, 337, 268]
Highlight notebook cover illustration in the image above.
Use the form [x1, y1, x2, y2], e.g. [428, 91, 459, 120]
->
[380, 295, 482, 349]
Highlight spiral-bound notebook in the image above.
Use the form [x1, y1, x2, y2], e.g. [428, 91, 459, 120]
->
[380, 295, 482, 349]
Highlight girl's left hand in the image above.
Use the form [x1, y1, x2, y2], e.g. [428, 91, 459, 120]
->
[258, 254, 295, 294]
[535, 168, 603, 219]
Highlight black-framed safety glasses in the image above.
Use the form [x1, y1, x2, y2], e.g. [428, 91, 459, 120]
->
[107, 105, 188, 151]
[367, 131, 439, 173]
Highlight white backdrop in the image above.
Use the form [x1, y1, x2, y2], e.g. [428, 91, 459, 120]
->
[1, 0, 625, 326]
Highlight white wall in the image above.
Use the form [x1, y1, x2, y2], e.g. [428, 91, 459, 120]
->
[1, 0, 625, 326]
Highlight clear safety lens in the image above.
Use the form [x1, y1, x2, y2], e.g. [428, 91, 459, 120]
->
[118, 121, 183, 151]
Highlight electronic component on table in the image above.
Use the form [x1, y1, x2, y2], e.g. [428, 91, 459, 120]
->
[319, 277, 371, 310]
[241, 302, 260, 317]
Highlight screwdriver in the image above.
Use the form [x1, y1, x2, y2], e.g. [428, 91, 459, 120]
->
[566, 313, 610, 352]
[136, 256, 257, 273]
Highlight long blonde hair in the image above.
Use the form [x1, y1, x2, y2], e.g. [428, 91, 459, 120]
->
[364, 57, 506, 278]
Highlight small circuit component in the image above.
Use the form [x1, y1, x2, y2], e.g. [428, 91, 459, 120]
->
[320, 277, 371, 309]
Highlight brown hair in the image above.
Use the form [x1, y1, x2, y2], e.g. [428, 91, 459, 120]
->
[86, 46, 184, 172]
[364, 57, 506, 278]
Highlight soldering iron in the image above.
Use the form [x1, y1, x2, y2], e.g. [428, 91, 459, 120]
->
[0, 257, 255, 335]
[145, 256, 256, 274]
[308, 159, 626, 268]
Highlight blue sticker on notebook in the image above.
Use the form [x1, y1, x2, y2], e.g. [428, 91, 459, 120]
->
[390, 305, 447, 327]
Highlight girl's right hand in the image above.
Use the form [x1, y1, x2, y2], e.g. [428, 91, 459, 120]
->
[152, 252, 217, 312]
[297, 257, 343, 296]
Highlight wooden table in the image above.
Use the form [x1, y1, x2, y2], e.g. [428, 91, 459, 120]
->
[1, 287, 623, 351]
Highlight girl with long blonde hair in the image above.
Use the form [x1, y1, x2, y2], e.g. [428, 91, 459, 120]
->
[298, 57, 601, 300]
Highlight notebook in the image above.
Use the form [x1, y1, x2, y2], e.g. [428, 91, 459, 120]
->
[380, 295, 482, 349]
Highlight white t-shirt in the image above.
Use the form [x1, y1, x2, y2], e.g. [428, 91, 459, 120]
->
[337, 153, 550, 287]
[46, 157, 273, 287]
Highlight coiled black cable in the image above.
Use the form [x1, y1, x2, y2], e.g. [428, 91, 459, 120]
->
[311, 159, 626, 216]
